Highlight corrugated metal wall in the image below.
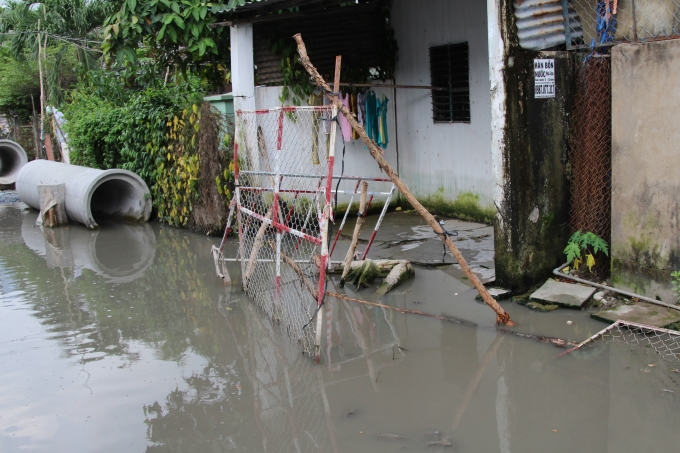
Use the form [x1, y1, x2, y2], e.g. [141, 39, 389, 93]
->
[254, 2, 387, 85]
[513, 0, 583, 50]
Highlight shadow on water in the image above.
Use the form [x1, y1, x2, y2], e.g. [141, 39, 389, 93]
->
[1, 205, 680, 452]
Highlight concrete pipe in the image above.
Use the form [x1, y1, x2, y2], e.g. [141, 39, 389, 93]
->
[16, 160, 152, 228]
[0, 139, 28, 188]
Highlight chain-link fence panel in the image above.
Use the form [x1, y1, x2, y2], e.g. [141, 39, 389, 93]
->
[235, 106, 334, 358]
[243, 301, 336, 453]
[212, 105, 397, 361]
[566, 0, 680, 49]
[570, 55, 612, 278]
[574, 320, 680, 366]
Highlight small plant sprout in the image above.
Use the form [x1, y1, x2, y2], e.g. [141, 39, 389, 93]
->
[563, 231, 609, 273]
[670, 270, 680, 305]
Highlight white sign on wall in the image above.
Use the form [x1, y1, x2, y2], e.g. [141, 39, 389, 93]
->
[534, 59, 555, 98]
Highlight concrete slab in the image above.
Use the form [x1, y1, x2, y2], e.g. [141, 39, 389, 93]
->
[332, 212, 496, 283]
[530, 279, 596, 309]
[592, 302, 680, 328]
[475, 287, 511, 301]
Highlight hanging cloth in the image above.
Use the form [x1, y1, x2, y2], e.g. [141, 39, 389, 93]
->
[322, 94, 332, 133]
[350, 93, 359, 140]
[376, 94, 389, 149]
[338, 92, 352, 142]
[357, 92, 366, 127]
[364, 91, 378, 143]
[322, 94, 332, 157]
[308, 92, 324, 165]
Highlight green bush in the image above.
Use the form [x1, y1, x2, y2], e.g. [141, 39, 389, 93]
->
[63, 96, 126, 169]
[63, 66, 232, 230]
[63, 68, 204, 188]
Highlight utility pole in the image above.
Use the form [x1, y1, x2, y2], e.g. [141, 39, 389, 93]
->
[37, 19, 45, 159]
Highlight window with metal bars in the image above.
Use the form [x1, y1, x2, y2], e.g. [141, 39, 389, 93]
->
[429, 42, 470, 123]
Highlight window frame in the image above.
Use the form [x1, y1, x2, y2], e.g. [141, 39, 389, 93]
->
[429, 42, 471, 124]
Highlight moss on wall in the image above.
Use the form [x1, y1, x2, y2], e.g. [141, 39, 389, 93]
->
[611, 257, 676, 303]
[396, 190, 496, 225]
[334, 199, 388, 218]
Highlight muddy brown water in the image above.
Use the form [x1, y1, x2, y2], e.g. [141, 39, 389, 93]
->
[1, 204, 679, 452]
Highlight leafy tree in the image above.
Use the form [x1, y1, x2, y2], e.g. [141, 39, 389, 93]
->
[0, 0, 113, 106]
[102, 0, 236, 89]
[0, 47, 40, 119]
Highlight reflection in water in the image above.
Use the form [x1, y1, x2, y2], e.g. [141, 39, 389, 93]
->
[2, 205, 680, 452]
[20, 212, 157, 283]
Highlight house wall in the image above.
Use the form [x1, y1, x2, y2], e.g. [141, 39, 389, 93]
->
[611, 40, 680, 302]
[391, 0, 495, 222]
[254, 86, 398, 201]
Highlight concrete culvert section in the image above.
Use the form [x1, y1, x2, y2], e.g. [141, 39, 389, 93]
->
[0, 139, 28, 187]
[16, 160, 152, 228]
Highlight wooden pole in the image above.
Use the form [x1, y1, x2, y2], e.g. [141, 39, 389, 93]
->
[313, 55, 342, 362]
[328, 292, 470, 325]
[30, 95, 40, 159]
[341, 181, 368, 285]
[293, 34, 515, 326]
[37, 20, 45, 158]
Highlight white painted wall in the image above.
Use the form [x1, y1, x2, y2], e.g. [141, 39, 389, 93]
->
[254, 86, 398, 196]
[391, 0, 493, 207]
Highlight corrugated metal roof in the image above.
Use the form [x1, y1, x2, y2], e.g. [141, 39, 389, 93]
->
[514, 0, 583, 50]
[223, 0, 356, 17]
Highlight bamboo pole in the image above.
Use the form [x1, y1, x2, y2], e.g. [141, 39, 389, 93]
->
[328, 292, 470, 325]
[293, 34, 515, 326]
[274, 242, 319, 300]
[37, 20, 45, 158]
[30, 94, 40, 158]
[341, 181, 368, 285]
[313, 55, 342, 363]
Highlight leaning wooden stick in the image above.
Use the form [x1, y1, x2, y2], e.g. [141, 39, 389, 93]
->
[293, 33, 515, 326]
[328, 292, 470, 324]
[272, 241, 319, 299]
[244, 127, 284, 284]
[341, 181, 368, 285]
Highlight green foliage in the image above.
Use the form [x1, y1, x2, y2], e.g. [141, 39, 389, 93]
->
[0, 0, 111, 106]
[564, 231, 609, 272]
[64, 67, 204, 181]
[270, 38, 314, 106]
[215, 161, 235, 200]
[670, 270, 680, 305]
[63, 67, 233, 229]
[154, 105, 201, 227]
[265, 1, 397, 106]
[563, 242, 582, 265]
[0, 48, 39, 119]
[63, 97, 126, 169]
[102, 0, 232, 89]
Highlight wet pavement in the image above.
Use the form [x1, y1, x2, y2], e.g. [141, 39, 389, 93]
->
[1, 204, 679, 452]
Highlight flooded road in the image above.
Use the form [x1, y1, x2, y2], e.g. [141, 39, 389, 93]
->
[1, 204, 679, 452]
